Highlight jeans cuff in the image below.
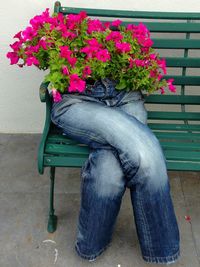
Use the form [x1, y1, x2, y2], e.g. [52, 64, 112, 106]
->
[75, 241, 111, 261]
[142, 249, 180, 264]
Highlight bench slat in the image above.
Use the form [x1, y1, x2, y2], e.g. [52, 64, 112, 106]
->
[162, 76, 200, 86]
[120, 22, 200, 33]
[155, 131, 200, 140]
[153, 39, 200, 49]
[148, 123, 200, 131]
[148, 111, 200, 120]
[59, 7, 200, 20]
[47, 134, 79, 144]
[165, 57, 200, 68]
[165, 150, 200, 161]
[44, 155, 87, 167]
[45, 143, 89, 155]
[166, 161, 200, 171]
[161, 141, 200, 150]
[107, 21, 200, 33]
[145, 95, 200, 104]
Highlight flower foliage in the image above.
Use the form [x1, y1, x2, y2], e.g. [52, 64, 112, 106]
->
[7, 8, 176, 102]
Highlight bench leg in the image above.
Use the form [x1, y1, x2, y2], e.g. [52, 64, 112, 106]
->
[47, 167, 57, 233]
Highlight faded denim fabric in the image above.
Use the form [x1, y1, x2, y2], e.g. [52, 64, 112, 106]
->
[50, 78, 180, 264]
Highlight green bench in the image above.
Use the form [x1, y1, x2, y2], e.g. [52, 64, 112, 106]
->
[38, 1, 200, 233]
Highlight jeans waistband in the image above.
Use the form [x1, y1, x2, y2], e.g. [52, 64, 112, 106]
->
[62, 78, 144, 107]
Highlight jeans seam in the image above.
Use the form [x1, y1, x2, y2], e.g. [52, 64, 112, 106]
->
[75, 240, 111, 260]
[137, 194, 154, 257]
[142, 249, 180, 264]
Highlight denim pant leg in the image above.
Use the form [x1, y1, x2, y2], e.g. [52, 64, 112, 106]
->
[76, 147, 126, 260]
[118, 101, 180, 264]
[75, 98, 148, 261]
[51, 99, 180, 264]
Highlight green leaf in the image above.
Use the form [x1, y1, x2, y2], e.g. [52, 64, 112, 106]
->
[115, 79, 126, 90]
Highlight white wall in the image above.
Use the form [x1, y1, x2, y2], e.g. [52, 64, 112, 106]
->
[1, 0, 200, 133]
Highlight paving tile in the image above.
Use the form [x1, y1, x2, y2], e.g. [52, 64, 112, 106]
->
[180, 171, 200, 197]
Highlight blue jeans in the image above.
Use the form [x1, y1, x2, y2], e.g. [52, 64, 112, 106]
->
[50, 79, 180, 264]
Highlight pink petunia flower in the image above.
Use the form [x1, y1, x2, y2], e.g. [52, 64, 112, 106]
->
[160, 87, 165, 94]
[10, 41, 22, 52]
[134, 59, 145, 67]
[59, 46, 72, 59]
[6, 52, 19, 65]
[157, 59, 167, 75]
[87, 19, 104, 34]
[111, 19, 122, 27]
[38, 39, 48, 50]
[67, 57, 77, 67]
[68, 74, 86, 93]
[52, 89, 62, 102]
[115, 42, 131, 53]
[167, 78, 176, 93]
[106, 31, 123, 42]
[26, 56, 39, 66]
[82, 66, 92, 78]
[13, 31, 23, 40]
[22, 26, 38, 41]
[62, 66, 70, 75]
[103, 22, 111, 29]
[87, 38, 102, 48]
[95, 49, 111, 62]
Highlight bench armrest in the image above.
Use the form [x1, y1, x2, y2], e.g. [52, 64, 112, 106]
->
[39, 81, 50, 102]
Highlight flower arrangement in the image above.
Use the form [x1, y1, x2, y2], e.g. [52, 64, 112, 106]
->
[7, 8, 176, 102]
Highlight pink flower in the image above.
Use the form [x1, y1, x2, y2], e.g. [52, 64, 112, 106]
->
[82, 66, 92, 78]
[157, 59, 167, 75]
[67, 57, 77, 67]
[96, 49, 111, 62]
[87, 38, 102, 48]
[59, 46, 72, 58]
[26, 45, 40, 54]
[62, 66, 70, 75]
[10, 41, 22, 52]
[62, 30, 76, 39]
[87, 19, 104, 34]
[160, 87, 165, 94]
[106, 31, 123, 42]
[68, 74, 86, 93]
[167, 78, 176, 93]
[30, 15, 44, 29]
[150, 70, 157, 78]
[149, 53, 157, 60]
[38, 39, 48, 50]
[13, 31, 22, 40]
[67, 12, 87, 25]
[128, 58, 134, 68]
[134, 59, 145, 67]
[115, 42, 131, 53]
[111, 19, 122, 27]
[52, 89, 62, 102]
[26, 56, 39, 66]
[103, 22, 111, 29]
[22, 26, 37, 41]
[140, 38, 153, 48]
[6, 52, 19, 65]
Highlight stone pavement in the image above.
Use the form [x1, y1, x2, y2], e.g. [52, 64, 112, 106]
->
[0, 133, 200, 267]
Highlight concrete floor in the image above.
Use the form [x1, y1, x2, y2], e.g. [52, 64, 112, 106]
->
[0, 133, 200, 267]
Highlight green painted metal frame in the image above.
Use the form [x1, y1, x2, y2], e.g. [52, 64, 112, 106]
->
[38, 1, 200, 232]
